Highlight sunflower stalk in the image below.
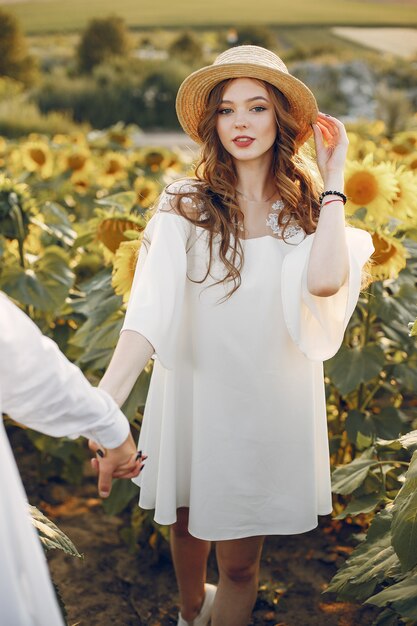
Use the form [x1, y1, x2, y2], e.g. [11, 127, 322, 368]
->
[9, 195, 26, 269]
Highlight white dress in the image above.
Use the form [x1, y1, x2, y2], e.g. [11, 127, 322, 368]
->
[122, 182, 374, 541]
[0, 292, 130, 626]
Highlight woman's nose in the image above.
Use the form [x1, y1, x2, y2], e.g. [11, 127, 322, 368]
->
[234, 118, 248, 128]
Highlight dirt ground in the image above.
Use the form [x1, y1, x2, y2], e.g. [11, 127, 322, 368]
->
[11, 427, 381, 626]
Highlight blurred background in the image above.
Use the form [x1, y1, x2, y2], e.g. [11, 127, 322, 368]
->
[0, 0, 416, 142]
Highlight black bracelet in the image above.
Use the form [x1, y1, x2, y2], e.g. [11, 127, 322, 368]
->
[319, 190, 347, 204]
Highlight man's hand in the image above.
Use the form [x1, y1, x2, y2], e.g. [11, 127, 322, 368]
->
[88, 433, 147, 497]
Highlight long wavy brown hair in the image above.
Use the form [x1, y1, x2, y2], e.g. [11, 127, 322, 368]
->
[163, 77, 324, 300]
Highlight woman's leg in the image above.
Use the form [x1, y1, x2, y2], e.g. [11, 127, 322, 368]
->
[211, 535, 265, 626]
[170, 507, 212, 621]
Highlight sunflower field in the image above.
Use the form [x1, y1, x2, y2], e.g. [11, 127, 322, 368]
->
[1, 118, 417, 625]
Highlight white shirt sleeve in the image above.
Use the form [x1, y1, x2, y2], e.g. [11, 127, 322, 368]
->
[281, 226, 375, 361]
[0, 292, 129, 448]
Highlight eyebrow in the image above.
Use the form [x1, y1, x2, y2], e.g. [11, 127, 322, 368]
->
[220, 96, 269, 104]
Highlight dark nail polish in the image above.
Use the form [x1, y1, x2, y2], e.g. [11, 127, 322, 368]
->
[141, 464, 145, 471]
[136, 452, 142, 461]
[96, 449, 104, 458]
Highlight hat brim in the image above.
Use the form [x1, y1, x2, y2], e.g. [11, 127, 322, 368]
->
[176, 62, 318, 147]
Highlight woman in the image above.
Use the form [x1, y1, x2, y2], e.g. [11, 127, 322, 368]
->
[96, 46, 374, 626]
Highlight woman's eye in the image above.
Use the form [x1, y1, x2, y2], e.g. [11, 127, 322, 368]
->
[252, 106, 266, 112]
[218, 108, 232, 115]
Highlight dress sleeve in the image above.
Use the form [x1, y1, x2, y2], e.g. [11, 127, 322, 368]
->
[281, 226, 374, 362]
[121, 206, 191, 371]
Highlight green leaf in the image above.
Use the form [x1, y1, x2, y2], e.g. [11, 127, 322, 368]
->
[96, 191, 137, 212]
[375, 438, 403, 453]
[372, 607, 404, 626]
[326, 508, 400, 602]
[391, 451, 417, 570]
[366, 573, 417, 619]
[32, 201, 77, 246]
[102, 478, 139, 516]
[121, 366, 152, 421]
[392, 363, 417, 392]
[335, 492, 384, 520]
[399, 430, 417, 453]
[70, 294, 122, 349]
[325, 509, 399, 601]
[0, 246, 74, 311]
[331, 448, 377, 495]
[375, 289, 417, 326]
[372, 408, 406, 440]
[29, 505, 82, 558]
[326, 345, 385, 395]
[76, 317, 123, 369]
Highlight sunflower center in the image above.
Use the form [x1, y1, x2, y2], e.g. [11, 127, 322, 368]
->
[371, 233, 397, 265]
[29, 148, 47, 166]
[68, 154, 87, 171]
[346, 171, 379, 205]
[106, 159, 123, 175]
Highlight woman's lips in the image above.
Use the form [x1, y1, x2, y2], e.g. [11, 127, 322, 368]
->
[233, 137, 254, 148]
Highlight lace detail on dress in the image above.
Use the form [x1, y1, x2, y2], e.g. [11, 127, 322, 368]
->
[156, 180, 208, 221]
[266, 199, 303, 239]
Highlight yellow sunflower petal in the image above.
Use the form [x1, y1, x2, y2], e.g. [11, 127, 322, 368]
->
[112, 239, 141, 302]
[344, 154, 399, 225]
[368, 230, 408, 282]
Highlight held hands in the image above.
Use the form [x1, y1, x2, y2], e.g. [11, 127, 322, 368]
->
[311, 112, 349, 182]
[88, 433, 147, 498]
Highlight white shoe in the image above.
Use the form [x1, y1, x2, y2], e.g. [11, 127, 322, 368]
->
[177, 583, 217, 626]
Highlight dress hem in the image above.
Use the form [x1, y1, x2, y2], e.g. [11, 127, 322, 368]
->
[137, 500, 333, 540]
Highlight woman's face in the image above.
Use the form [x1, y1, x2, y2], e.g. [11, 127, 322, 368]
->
[215, 77, 277, 163]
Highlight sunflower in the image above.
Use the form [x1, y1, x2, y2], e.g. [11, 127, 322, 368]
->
[64, 147, 91, 173]
[136, 148, 169, 173]
[71, 172, 91, 195]
[69, 131, 88, 146]
[344, 154, 399, 225]
[133, 177, 160, 209]
[389, 164, 417, 225]
[368, 229, 408, 282]
[98, 152, 129, 187]
[404, 154, 417, 172]
[112, 238, 141, 302]
[107, 123, 133, 148]
[96, 213, 145, 253]
[389, 131, 417, 159]
[21, 140, 54, 178]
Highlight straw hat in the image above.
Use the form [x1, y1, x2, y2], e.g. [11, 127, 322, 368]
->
[176, 45, 318, 147]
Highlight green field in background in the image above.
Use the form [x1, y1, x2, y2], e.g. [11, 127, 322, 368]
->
[3, 0, 417, 33]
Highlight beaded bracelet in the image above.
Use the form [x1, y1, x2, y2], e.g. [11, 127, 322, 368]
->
[319, 190, 347, 204]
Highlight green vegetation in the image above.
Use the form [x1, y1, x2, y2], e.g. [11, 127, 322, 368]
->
[0, 8, 37, 84]
[5, 0, 417, 34]
[77, 15, 132, 73]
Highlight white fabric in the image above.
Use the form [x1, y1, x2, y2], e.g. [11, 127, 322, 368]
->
[122, 189, 374, 540]
[0, 292, 130, 625]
